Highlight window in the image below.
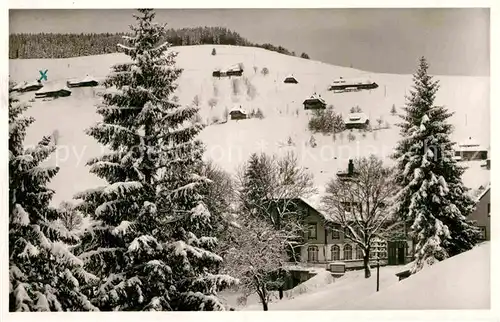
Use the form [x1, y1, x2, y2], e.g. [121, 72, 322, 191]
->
[332, 224, 341, 240]
[343, 244, 352, 260]
[356, 245, 364, 259]
[307, 223, 317, 240]
[478, 226, 487, 240]
[308, 246, 319, 262]
[331, 245, 340, 261]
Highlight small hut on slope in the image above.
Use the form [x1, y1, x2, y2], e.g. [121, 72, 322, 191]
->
[35, 84, 72, 99]
[67, 75, 99, 88]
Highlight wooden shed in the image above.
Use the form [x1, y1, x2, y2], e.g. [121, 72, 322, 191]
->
[284, 74, 298, 84]
[229, 106, 248, 120]
[345, 113, 370, 129]
[67, 75, 99, 88]
[303, 94, 326, 110]
[35, 84, 72, 99]
[11, 80, 44, 93]
[213, 64, 244, 78]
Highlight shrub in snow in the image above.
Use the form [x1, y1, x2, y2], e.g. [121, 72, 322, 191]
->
[9, 87, 97, 311]
[74, 9, 236, 311]
[212, 115, 221, 124]
[391, 56, 479, 274]
[261, 67, 269, 76]
[243, 77, 257, 100]
[211, 48, 216, 56]
[308, 108, 345, 134]
[347, 132, 356, 142]
[391, 104, 397, 115]
[287, 136, 294, 146]
[255, 108, 265, 119]
[309, 135, 317, 148]
[231, 78, 241, 96]
[350, 105, 362, 113]
[208, 98, 217, 109]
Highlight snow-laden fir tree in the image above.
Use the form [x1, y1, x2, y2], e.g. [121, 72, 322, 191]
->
[9, 87, 97, 312]
[74, 9, 236, 311]
[392, 57, 479, 273]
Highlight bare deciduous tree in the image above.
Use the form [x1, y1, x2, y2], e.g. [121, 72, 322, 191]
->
[237, 152, 316, 262]
[57, 201, 83, 232]
[223, 215, 288, 311]
[322, 155, 400, 278]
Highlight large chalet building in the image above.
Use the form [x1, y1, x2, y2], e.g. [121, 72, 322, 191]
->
[281, 160, 488, 271]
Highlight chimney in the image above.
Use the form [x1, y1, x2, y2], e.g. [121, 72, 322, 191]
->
[348, 159, 354, 175]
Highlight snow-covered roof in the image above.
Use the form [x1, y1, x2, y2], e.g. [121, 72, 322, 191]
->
[331, 77, 374, 85]
[304, 94, 326, 104]
[345, 113, 368, 124]
[13, 80, 42, 90]
[36, 83, 71, 93]
[456, 137, 488, 151]
[475, 183, 490, 202]
[229, 106, 247, 115]
[284, 74, 297, 79]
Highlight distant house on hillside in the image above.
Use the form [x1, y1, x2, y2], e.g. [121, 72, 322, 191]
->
[454, 137, 488, 161]
[303, 94, 326, 110]
[328, 76, 378, 92]
[67, 75, 99, 88]
[213, 64, 244, 78]
[35, 84, 71, 99]
[229, 106, 248, 120]
[345, 113, 370, 130]
[11, 80, 43, 93]
[469, 184, 490, 241]
[283, 74, 298, 84]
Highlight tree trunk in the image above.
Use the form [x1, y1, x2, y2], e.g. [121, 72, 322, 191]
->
[262, 300, 269, 311]
[363, 253, 371, 278]
[279, 288, 283, 300]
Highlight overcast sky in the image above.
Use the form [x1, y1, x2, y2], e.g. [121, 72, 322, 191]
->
[9, 8, 490, 76]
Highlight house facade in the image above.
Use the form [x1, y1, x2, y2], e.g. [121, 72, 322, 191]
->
[299, 206, 397, 269]
[469, 185, 490, 241]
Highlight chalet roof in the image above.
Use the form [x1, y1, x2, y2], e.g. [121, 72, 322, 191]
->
[331, 76, 374, 85]
[345, 112, 368, 124]
[229, 106, 248, 115]
[215, 64, 243, 73]
[303, 94, 326, 105]
[284, 74, 297, 80]
[456, 137, 488, 151]
[13, 80, 42, 90]
[475, 183, 490, 203]
[36, 83, 71, 94]
[70, 74, 98, 83]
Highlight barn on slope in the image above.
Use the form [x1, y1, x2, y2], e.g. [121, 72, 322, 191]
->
[35, 84, 72, 99]
[67, 75, 99, 88]
[284, 74, 299, 84]
[229, 106, 248, 120]
[345, 113, 370, 130]
[11, 80, 43, 93]
[303, 94, 326, 110]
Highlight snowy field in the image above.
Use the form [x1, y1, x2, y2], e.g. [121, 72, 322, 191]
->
[9, 44, 490, 207]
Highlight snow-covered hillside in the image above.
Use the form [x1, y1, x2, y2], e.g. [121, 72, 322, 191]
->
[9, 45, 490, 206]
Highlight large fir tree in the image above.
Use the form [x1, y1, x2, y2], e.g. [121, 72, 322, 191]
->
[74, 9, 235, 311]
[9, 87, 98, 311]
[392, 57, 479, 273]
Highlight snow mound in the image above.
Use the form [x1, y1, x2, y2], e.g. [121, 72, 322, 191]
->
[285, 270, 335, 299]
[350, 242, 490, 310]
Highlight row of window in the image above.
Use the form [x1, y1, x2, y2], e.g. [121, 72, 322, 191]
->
[307, 244, 388, 262]
[306, 223, 370, 240]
